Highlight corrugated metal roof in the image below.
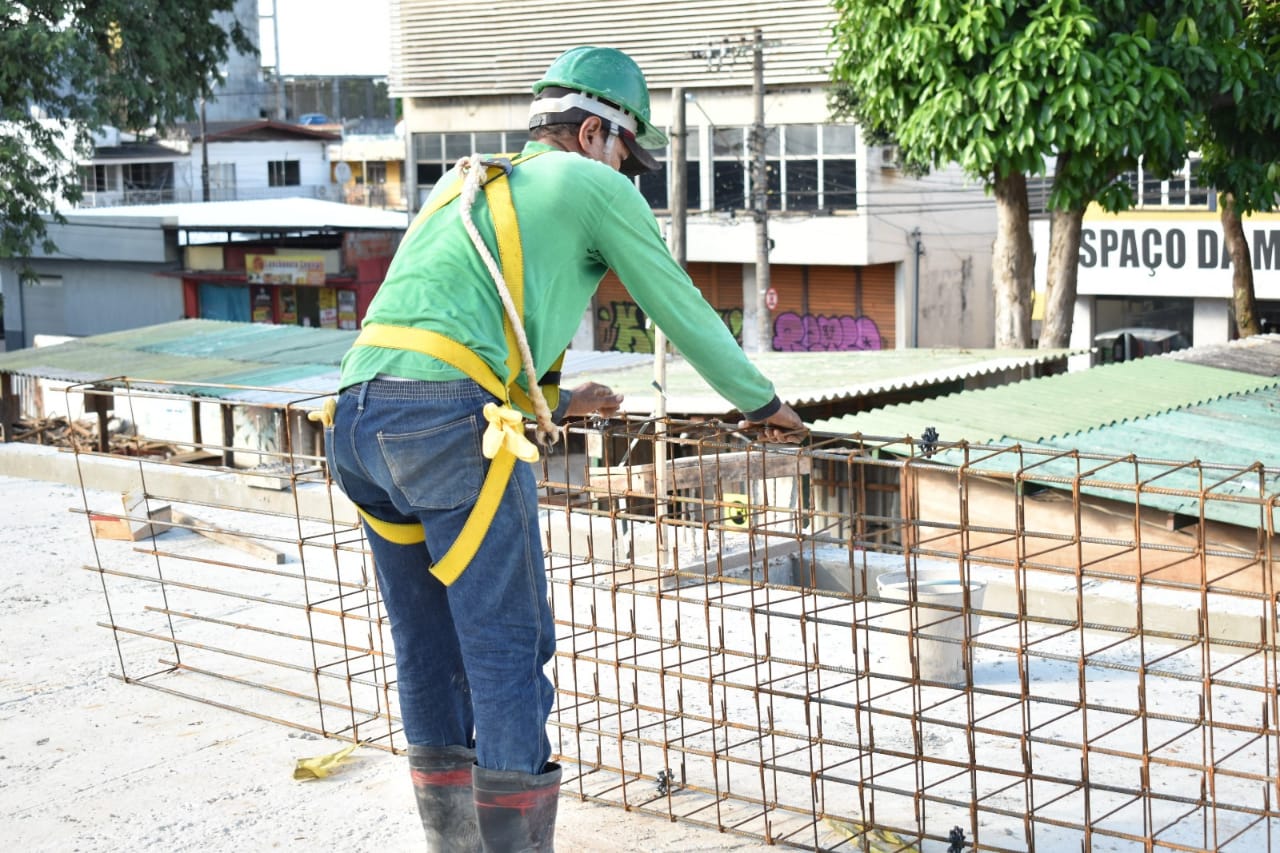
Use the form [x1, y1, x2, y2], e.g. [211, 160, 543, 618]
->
[811, 354, 1280, 530]
[812, 358, 1280, 444]
[0, 320, 652, 407]
[0, 321, 351, 406]
[1164, 332, 1280, 377]
[572, 348, 1076, 415]
[1024, 387, 1280, 528]
[938, 391, 1280, 530]
[0, 322, 1074, 415]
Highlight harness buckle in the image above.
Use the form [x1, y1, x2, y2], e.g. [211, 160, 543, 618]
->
[479, 157, 514, 177]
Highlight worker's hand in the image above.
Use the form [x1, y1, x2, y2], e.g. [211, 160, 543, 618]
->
[739, 403, 807, 444]
[564, 382, 623, 419]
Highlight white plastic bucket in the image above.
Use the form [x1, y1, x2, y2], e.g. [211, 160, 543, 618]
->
[875, 569, 986, 685]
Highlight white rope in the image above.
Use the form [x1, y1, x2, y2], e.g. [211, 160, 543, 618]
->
[456, 155, 561, 446]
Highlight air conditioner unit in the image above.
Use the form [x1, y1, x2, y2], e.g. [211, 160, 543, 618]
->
[880, 144, 900, 170]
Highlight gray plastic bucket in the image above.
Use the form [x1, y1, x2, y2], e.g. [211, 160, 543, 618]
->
[876, 569, 986, 685]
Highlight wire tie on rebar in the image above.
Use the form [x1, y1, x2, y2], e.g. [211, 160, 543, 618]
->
[919, 425, 939, 458]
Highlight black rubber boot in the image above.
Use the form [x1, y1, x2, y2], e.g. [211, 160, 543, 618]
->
[408, 744, 482, 852]
[472, 762, 562, 853]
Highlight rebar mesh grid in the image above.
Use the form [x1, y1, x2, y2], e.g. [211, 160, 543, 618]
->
[66, 380, 403, 751]
[543, 420, 1280, 852]
[61, 383, 1280, 852]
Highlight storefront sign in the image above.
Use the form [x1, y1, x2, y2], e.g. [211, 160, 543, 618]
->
[1074, 219, 1280, 299]
[246, 253, 326, 286]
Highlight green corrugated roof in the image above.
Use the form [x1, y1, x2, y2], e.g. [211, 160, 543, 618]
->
[0, 320, 355, 404]
[1020, 390, 1280, 528]
[813, 358, 1280, 444]
[0, 323, 1075, 415]
[811, 358, 1280, 530]
[576, 348, 1075, 415]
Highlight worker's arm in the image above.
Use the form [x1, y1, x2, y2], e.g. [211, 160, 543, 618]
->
[591, 180, 784, 418]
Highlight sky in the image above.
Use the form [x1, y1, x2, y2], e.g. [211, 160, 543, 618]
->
[258, 0, 392, 77]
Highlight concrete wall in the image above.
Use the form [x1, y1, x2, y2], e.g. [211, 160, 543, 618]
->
[206, 0, 268, 122]
[0, 260, 184, 350]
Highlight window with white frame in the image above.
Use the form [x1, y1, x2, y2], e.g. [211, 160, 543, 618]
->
[209, 163, 236, 200]
[122, 162, 175, 203]
[636, 126, 700, 211]
[1116, 156, 1212, 208]
[409, 124, 857, 214]
[413, 130, 529, 189]
[79, 164, 110, 193]
[711, 123, 857, 213]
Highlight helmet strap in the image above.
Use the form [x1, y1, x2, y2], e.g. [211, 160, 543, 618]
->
[601, 120, 620, 161]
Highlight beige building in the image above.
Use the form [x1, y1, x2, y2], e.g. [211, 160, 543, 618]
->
[388, 1, 998, 353]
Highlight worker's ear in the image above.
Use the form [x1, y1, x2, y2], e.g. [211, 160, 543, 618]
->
[577, 115, 604, 151]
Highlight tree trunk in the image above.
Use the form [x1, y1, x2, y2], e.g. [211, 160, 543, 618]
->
[991, 172, 1034, 348]
[1039, 206, 1085, 349]
[1221, 192, 1261, 338]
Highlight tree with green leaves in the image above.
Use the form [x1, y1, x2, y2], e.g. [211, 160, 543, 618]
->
[1192, 0, 1280, 338]
[830, 1, 1243, 349]
[1, 2, 254, 266]
[1037, 3, 1243, 348]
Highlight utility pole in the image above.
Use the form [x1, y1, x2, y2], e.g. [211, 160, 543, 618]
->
[200, 95, 210, 202]
[669, 87, 687, 270]
[660, 86, 688, 423]
[652, 86, 688, 574]
[749, 28, 769, 354]
[691, 31, 777, 352]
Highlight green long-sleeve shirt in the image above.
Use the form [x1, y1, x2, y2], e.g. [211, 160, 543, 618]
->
[339, 141, 780, 419]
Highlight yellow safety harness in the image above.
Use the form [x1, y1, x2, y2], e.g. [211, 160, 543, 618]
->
[311, 152, 563, 586]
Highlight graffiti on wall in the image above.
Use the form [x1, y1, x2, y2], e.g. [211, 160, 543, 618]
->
[597, 301, 746, 352]
[597, 301, 653, 353]
[719, 307, 744, 342]
[772, 312, 883, 351]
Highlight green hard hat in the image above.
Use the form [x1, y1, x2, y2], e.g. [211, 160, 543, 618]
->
[532, 47, 668, 149]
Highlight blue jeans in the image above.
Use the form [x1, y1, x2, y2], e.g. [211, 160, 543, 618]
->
[325, 379, 555, 774]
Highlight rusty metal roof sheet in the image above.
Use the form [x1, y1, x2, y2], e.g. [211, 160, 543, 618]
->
[1163, 333, 1280, 377]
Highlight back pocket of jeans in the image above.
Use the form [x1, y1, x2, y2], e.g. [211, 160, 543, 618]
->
[377, 414, 483, 510]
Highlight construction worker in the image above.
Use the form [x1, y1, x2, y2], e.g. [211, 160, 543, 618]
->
[325, 46, 804, 852]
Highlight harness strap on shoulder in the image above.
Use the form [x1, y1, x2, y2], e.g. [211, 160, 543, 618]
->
[344, 152, 553, 586]
[484, 162, 526, 393]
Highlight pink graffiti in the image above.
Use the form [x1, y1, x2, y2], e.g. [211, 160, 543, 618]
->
[772, 312, 883, 351]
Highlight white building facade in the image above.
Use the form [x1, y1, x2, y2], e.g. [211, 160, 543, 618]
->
[390, 1, 999, 352]
[1032, 191, 1280, 356]
[77, 122, 340, 207]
